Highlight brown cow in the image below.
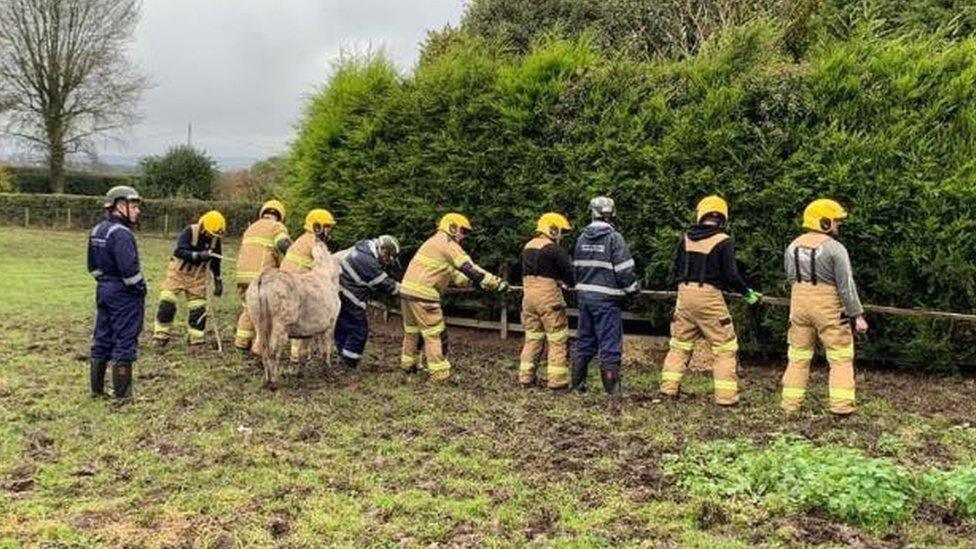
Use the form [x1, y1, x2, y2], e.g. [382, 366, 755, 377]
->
[246, 241, 341, 389]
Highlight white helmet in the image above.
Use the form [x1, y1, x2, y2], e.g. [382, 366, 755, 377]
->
[589, 196, 615, 221]
[374, 235, 400, 264]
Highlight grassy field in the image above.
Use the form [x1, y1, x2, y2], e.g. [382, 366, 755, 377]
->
[1, 227, 975, 547]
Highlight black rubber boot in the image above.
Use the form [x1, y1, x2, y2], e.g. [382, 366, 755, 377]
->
[340, 356, 359, 369]
[571, 359, 590, 393]
[90, 358, 108, 397]
[600, 364, 622, 397]
[111, 362, 133, 399]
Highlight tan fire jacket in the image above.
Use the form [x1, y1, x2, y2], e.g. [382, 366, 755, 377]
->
[401, 232, 484, 302]
[280, 232, 320, 274]
[235, 217, 290, 283]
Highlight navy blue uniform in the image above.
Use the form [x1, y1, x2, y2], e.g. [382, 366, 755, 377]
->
[88, 215, 146, 387]
[335, 239, 400, 363]
[572, 221, 639, 392]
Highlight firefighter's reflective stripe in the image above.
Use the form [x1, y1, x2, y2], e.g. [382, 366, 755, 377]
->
[711, 338, 739, 355]
[421, 323, 445, 338]
[525, 331, 546, 341]
[788, 346, 815, 361]
[669, 338, 695, 352]
[825, 345, 854, 362]
[661, 371, 683, 382]
[243, 236, 274, 248]
[546, 329, 569, 342]
[782, 387, 806, 398]
[401, 281, 440, 301]
[714, 379, 738, 391]
[284, 253, 314, 269]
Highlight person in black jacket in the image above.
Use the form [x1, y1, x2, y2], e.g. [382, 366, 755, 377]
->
[151, 211, 225, 349]
[518, 213, 575, 389]
[659, 196, 761, 405]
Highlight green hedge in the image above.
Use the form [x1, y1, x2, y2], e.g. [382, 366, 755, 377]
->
[7, 167, 136, 196]
[288, 25, 976, 370]
[0, 193, 259, 236]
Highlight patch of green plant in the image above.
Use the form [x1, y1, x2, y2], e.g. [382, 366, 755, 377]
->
[922, 466, 976, 518]
[665, 436, 916, 528]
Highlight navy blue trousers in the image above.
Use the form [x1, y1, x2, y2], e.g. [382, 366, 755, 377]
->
[334, 299, 369, 361]
[91, 281, 145, 363]
[575, 299, 623, 370]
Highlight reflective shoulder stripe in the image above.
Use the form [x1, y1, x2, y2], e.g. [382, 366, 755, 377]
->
[340, 287, 367, 309]
[122, 272, 144, 286]
[575, 283, 625, 296]
[573, 259, 614, 270]
[614, 258, 635, 272]
[341, 259, 366, 285]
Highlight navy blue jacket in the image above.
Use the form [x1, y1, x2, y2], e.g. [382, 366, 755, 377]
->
[572, 221, 639, 303]
[87, 215, 145, 293]
[339, 239, 400, 309]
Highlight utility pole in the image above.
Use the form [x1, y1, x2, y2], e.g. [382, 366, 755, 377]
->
[187, 122, 192, 147]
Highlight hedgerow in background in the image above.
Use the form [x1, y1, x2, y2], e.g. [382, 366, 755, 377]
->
[0, 193, 257, 235]
[0, 162, 12, 192]
[5, 166, 135, 195]
[288, 22, 976, 370]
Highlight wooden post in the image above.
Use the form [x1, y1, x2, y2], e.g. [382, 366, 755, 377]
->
[163, 213, 169, 236]
[66, 208, 72, 228]
[24, 207, 29, 228]
[499, 264, 509, 340]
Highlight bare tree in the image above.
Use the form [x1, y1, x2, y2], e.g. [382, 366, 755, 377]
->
[0, 0, 147, 193]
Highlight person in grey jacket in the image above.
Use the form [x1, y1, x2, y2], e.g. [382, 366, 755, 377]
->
[570, 196, 640, 396]
[781, 199, 868, 415]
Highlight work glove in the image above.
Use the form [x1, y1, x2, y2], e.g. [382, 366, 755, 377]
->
[744, 289, 762, 305]
[193, 250, 213, 262]
[496, 280, 510, 294]
[480, 273, 503, 293]
[213, 277, 223, 297]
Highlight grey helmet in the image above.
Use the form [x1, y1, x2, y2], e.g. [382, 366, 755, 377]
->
[104, 185, 142, 208]
[374, 234, 401, 264]
[589, 196, 615, 221]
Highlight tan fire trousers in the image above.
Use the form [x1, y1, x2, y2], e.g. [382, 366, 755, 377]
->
[660, 284, 740, 405]
[519, 277, 570, 388]
[235, 283, 255, 351]
[400, 298, 450, 381]
[782, 283, 856, 414]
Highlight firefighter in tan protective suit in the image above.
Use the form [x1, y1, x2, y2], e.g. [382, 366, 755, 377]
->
[280, 208, 336, 362]
[152, 210, 226, 348]
[518, 213, 575, 389]
[400, 213, 508, 381]
[782, 199, 868, 415]
[234, 200, 292, 352]
[659, 196, 762, 405]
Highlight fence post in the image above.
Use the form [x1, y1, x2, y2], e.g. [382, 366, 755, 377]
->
[163, 213, 169, 236]
[24, 207, 29, 228]
[499, 264, 509, 340]
[66, 208, 72, 229]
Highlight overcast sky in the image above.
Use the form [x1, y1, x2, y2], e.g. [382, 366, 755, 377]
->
[102, 0, 465, 163]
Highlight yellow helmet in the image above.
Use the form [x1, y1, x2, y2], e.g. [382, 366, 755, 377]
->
[305, 209, 336, 232]
[696, 195, 728, 223]
[437, 212, 473, 236]
[803, 198, 848, 232]
[536, 212, 571, 236]
[199, 210, 226, 236]
[259, 199, 286, 221]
